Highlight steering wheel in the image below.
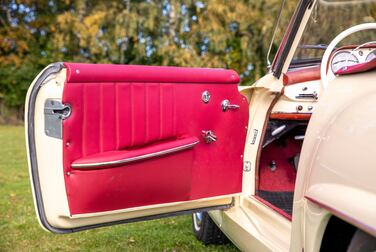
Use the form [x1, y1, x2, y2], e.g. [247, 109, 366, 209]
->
[320, 23, 376, 90]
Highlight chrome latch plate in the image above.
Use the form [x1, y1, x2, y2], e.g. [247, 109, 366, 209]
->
[44, 99, 71, 139]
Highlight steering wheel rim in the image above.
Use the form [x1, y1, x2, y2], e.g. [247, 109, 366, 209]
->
[320, 23, 376, 90]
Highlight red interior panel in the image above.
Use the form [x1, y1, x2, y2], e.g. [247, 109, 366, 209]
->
[283, 65, 321, 86]
[62, 63, 249, 215]
[270, 113, 311, 121]
[65, 63, 240, 84]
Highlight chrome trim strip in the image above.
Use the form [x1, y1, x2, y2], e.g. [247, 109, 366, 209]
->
[272, 0, 314, 78]
[72, 140, 200, 169]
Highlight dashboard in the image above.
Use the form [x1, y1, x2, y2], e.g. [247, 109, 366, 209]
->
[330, 47, 376, 73]
[285, 45, 376, 86]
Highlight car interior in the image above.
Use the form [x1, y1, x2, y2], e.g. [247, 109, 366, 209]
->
[253, 0, 376, 219]
[255, 45, 376, 219]
[257, 118, 308, 218]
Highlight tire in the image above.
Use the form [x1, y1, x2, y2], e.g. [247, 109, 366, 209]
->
[347, 230, 376, 252]
[191, 212, 229, 245]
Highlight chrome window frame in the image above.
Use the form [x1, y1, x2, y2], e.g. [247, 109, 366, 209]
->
[271, 0, 315, 78]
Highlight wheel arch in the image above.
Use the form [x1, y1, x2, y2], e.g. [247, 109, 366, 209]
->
[319, 215, 357, 251]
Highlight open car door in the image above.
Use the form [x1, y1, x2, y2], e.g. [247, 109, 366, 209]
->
[25, 62, 249, 233]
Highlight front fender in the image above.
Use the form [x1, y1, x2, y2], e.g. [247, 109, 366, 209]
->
[291, 71, 376, 250]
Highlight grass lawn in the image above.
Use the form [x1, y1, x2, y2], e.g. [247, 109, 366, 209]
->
[0, 126, 238, 251]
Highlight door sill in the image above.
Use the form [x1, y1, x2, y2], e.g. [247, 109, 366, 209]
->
[239, 195, 291, 251]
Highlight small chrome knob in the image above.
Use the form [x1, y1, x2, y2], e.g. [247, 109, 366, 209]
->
[201, 91, 211, 103]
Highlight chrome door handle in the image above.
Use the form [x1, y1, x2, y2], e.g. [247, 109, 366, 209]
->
[221, 100, 239, 111]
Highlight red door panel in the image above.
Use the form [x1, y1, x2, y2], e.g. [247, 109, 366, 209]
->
[62, 63, 249, 215]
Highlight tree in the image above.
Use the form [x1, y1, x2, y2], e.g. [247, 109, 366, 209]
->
[0, 0, 284, 121]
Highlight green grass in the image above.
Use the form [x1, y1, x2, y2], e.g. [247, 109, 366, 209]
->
[0, 126, 238, 251]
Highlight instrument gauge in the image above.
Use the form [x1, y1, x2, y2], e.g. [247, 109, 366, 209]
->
[366, 50, 376, 61]
[331, 51, 359, 73]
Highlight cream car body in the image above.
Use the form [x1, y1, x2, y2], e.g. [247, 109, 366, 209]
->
[25, 0, 376, 251]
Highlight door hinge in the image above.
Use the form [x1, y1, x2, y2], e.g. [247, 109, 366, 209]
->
[44, 99, 71, 139]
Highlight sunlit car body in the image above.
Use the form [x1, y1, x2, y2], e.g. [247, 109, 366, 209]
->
[25, 0, 376, 251]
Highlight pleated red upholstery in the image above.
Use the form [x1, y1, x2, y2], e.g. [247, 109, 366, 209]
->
[62, 63, 249, 215]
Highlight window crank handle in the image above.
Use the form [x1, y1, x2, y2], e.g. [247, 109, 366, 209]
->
[202, 130, 217, 143]
[221, 100, 240, 111]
